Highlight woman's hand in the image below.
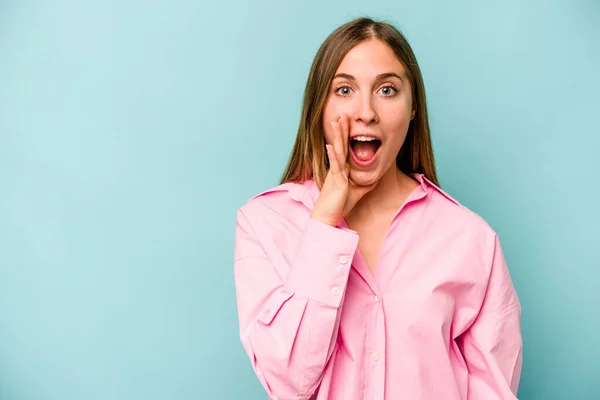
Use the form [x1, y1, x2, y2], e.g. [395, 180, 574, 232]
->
[310, 114, 378, 227]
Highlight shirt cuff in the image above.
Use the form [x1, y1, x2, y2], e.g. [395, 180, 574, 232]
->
[284, 217, 359, 308]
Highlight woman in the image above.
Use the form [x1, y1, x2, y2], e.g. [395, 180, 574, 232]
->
[234, 17, 522, 400]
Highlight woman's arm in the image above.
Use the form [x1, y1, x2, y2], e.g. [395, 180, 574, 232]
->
[234, 208, 358, 399]
[458, 234, 523, 399]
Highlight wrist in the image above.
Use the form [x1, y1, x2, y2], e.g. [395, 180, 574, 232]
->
[310, 213, 339, 227]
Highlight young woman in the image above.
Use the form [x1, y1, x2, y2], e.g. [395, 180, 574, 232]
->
[234, 17, 522, 400]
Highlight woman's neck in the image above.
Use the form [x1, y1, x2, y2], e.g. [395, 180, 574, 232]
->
[349, 167, 419, 219]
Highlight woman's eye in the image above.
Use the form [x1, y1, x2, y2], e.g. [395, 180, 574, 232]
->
[335, 86, 353, 96]
[335, 85, 397, 97]
[379, 86, 397, 96]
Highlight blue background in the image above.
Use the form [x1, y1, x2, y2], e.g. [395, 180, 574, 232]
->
[1, 0, 598, 399]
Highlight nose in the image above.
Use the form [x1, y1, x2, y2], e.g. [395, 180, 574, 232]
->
[353, 92, 378, 125]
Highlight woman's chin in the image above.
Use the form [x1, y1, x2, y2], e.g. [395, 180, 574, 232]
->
[349, 168, 380, 187]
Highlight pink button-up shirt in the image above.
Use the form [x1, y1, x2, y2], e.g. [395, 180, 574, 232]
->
[234, 173, 522, 400]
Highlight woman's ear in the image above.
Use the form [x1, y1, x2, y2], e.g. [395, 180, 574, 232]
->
[410, 108, 416, 120]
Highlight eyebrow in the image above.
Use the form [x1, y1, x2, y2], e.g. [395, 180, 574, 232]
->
[332, 72, 404, 83]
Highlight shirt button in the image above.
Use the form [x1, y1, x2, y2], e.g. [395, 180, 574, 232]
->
[339, 256, 348, 265]
[371, 352, 380, 361]
[332, 287, 340, 296]
[375, 295, 379, 302]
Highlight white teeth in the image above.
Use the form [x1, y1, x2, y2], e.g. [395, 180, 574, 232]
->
[352, 136, 378, 141]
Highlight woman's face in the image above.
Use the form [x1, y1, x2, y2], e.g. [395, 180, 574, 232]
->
[322, 39, 415, 187]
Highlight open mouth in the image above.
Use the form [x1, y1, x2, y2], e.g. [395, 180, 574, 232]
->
[349, 136, 382, 167]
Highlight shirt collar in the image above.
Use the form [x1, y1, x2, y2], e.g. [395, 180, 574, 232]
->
[410, 173, 461, 206]
[249, 172, 460, 209]
[290, 173, 441, 210]
[289, 179, 319, 209]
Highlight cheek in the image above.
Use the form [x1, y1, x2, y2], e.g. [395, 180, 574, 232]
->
[381, 101, 412, 129]
[322, 101, 345, 144]
[380, 109, 411, 151]
[323, 102, 343, 122]
[321, 113, 334, 144]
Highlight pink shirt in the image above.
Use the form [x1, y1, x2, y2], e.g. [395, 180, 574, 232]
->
[234, 173, 522, 400]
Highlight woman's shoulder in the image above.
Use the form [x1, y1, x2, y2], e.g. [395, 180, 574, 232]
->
[238, 179, 315, 217]
[246, 182, 304, 202]
[425, 180, 497, 239]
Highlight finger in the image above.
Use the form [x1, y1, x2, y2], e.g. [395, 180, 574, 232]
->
[326, 143, 340, 174]
[332, 120, 346, 172]
[340, 114, 349, 158]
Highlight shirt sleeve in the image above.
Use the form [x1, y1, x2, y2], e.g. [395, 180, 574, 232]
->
[234, 208, 359, 399]
[458, 234, 523, 399]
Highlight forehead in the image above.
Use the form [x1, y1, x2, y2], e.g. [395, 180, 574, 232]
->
[335, 39, 406, 77]
[336, 39, 404, 76]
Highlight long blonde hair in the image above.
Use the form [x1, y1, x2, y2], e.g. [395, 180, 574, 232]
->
[280, 17, 440, 188]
